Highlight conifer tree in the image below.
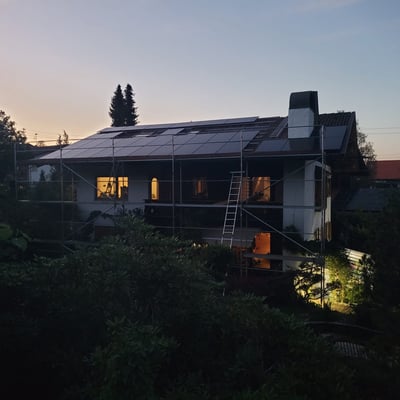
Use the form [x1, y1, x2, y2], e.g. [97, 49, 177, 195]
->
[109, 85, 125, 127]
[124, 84, 138, 126]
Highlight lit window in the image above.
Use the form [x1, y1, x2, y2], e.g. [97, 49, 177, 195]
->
[151, 177, 159, 200]
[193, 178, 208, 198]
[96, 176, 128, 200]
[251, 177, 271, 201]
[252, 232, 271, 268]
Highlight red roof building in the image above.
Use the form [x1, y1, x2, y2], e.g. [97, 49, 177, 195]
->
[373, 160, 400, 182]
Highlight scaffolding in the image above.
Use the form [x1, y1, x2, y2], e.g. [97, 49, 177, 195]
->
[14, 126, 328, 302]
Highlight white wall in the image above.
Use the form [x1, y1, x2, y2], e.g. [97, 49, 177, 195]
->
[283, 160, 331, 241]
[73, 165, 149, 220]
[28, 164, 53, 182]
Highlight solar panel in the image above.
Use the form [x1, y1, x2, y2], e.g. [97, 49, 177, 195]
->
[185, 133, 216, 144]
[173, 143, 204, 155]
[216, 142, 242, 153]
[208, 132, 236, 142]
[324, 126, 346, 150]
[193, 142, 225, 154]
[97, 131, 122, 138]
[147, 144, 174, 156]
[255, 139, 290, 153]
[85, 145, 114, 158]
[159, 128, 184, 136]
[241, 129, 260, 141]
[172, 134, 195, 145]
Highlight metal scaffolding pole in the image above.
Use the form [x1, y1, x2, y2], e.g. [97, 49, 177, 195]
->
[171, 135, 175, 236]
[59, 142, 64, 250]
[320, 125, 326, 306]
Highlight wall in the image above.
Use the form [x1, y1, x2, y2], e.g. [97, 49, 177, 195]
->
[72, 163, 149, 220]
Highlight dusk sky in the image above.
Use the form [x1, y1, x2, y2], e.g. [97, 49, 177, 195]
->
[1, 0, 399, 159]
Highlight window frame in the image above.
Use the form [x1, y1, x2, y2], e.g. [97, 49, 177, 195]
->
[96, 176, 128, 200]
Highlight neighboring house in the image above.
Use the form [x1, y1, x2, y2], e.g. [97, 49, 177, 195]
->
[372, 160, 400, 188]
[23, 144, 61, 183]
[343, 160, 400, 212]
[34, 91, 364, 269]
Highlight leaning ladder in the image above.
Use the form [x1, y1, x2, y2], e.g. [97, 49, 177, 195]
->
[221, 171, 243, 248]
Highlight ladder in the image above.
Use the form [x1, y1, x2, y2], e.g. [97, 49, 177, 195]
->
[221, 171, 243, 248]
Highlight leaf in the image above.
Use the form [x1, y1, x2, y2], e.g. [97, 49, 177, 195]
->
[0, 223, 13, 240]
[10, 236, 28, 251]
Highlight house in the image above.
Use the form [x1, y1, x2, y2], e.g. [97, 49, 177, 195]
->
[34, 91, 364, 269]
[342, 160, 400, 212]
[372, 160, 400, 188]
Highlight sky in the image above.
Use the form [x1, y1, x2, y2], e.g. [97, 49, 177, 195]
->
[0, 0, 399, 159]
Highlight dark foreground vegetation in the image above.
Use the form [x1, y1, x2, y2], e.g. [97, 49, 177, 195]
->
[1, 217, 399, 400]
[1, 110, 400, 399]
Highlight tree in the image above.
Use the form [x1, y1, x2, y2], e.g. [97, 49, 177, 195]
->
[124, 83, 138, 126]
[56, 130, 69, 146]
[369, 191, 400, 307]
[0, 110, 26, 182]
[357, 129, 376, 171]
[109, 84, 125, 127]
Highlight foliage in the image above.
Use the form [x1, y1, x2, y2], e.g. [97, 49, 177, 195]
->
[109, 84, 125, 127]
[0, 109, 27, 182]
[369, 191, 400, 307]
[357, 129, 376, 170]
[124, 83, 138, 126]
[109, 83, 139, 127]
[90, 318, 176, 400]
[1, 217, 394, 399]
[57, 130, 69, 145]
[0, 223, 30, 261]
[325, 251, 353, 303]
[188, 243, 234, 282]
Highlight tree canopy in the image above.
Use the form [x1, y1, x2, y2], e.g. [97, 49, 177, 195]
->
[109, 84, 138, 127]
[2, 217, 398, 400]
[124, 83, 138, 126]
[0, 110, 26, 181]
[109, 84, 126, 127]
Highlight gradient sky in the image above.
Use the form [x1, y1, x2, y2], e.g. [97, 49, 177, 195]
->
[1, 0, 399, 159]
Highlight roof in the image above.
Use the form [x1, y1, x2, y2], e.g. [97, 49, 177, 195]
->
[373, 160, 400, 180]
[37, 112, 356, 163]
[345, 188, 388, 211]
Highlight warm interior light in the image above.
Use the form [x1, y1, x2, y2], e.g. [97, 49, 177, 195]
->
[96, 176, 128, 199]
[252, 177, 271, 201]
[151, 177, 159, 200]
[253, 232, 271, 268]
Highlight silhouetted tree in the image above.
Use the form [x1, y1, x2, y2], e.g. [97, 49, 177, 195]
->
[124, 84, 138, 126]
[56, 130, 69, 146]
[109, 84, 125, 127]
[0, 110, 26, 182]
[357, 129, 376, 172]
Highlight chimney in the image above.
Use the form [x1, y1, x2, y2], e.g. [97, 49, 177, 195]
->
[288, 91, 319, 139]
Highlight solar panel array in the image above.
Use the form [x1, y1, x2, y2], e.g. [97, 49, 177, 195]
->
[38, 116, 348, 162]
[40, 128, 260, 160]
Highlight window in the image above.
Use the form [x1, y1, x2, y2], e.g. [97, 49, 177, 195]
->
[96, 176, 128, 200]
[151, 177, 159, 200]
[251, 176, 271, 201]
[193, 178, 208, 198]
[252, 232, 271, 268]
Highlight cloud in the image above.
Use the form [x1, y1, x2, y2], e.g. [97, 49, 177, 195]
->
[295, 0, 363, 13]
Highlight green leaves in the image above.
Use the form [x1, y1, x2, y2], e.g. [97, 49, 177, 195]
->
[0, 223, 13, 240]
[0, 223, 30, 261]
[0, 218, 361, 399]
